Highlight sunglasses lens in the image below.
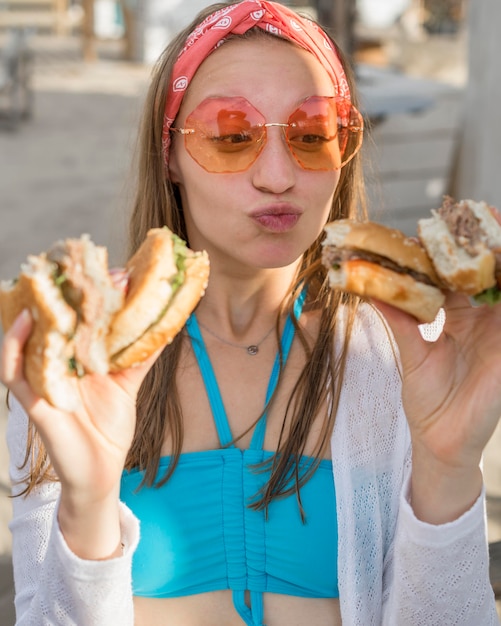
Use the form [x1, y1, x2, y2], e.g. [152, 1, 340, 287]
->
[336, 98, 364, 168]
[183, 97, 265, 173]
[177, 96, 364, 173]
[286, 96, 363, 171]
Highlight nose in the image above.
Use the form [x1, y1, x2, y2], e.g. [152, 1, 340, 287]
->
[251, 126, 296, 193]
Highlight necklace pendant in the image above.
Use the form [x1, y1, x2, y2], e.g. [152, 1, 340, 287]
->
[247, 345, 259, 355]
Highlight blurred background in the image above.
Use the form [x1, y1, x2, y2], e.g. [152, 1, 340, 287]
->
[1, 0, 501, 622]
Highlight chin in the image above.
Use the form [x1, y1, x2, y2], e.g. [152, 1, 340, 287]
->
[252, 246, 305, 271]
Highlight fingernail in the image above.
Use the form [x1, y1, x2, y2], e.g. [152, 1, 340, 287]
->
[13, 309, 30, 327]
[469, 297, 483, 308]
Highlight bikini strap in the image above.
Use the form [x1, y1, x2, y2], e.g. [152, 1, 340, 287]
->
[233, 590, 265, 626]
[186, 314, 234, 447]
[249, 287, 307, 450]
[187, 287, 307, 450]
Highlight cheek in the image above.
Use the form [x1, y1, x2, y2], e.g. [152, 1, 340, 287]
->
[178, 172, 236, 241]
[323, 170, 341, 201]
[307, 172, 340, 218]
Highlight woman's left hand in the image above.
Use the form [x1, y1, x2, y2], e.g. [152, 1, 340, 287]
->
[374, 293, 501, 522]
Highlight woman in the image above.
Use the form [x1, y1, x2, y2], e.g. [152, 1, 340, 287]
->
[2, 1, 499, 624]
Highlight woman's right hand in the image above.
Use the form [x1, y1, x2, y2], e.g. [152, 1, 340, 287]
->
[0, 309, 159, 558]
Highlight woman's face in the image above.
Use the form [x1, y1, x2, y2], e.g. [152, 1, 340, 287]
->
[169, 36, 341, 273]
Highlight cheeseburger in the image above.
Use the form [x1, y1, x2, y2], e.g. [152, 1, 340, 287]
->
[322, 219, 446, 323]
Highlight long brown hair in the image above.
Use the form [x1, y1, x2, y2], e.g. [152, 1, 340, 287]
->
[19, 2, 369, 509]
[124, 3, 368, 515]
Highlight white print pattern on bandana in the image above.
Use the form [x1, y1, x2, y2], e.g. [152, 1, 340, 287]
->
[251, 10, 265, 20]
[214, 17, 232, 29]
[172, 77, 188, 92]
[265, 24, 280, 35]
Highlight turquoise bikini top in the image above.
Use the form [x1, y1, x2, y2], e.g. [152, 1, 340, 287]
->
[120, 294, 339, 626]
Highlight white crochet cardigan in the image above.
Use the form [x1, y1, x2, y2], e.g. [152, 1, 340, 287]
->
[7, 305, 499, 625]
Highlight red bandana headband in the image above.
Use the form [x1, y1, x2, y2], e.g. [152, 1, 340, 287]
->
[162, 0, 350, 166]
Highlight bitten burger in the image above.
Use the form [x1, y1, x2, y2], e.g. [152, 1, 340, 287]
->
[417, 196, 501, 304]
[0, 227, 210, 411]
[321, 219, 446, 323]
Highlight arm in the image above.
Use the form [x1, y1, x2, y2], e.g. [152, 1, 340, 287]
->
[383, 466, 498, 624]
[333, 305, 498, 624]
[373, 298, 500, 623]
[1, 312, 156, 624]
[8, 396, 139, 626]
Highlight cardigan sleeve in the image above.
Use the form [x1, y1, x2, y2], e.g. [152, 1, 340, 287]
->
[382, 312, 498, 624]
[333, 305, 499, 625]
[7, 396, 139, 625]
[382, 471, 499, 625]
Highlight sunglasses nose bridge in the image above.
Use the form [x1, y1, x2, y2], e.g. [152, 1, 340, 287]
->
[262, 122, 293, 155]
[263, 122, 289, 128]
[263, 122, 289, 139]
[251, 122, 297, 175]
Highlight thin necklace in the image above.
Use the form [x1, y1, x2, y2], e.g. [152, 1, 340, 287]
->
[196, 318, 275, 355]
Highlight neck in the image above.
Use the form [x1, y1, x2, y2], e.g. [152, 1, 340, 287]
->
[194, 265, 299, 341]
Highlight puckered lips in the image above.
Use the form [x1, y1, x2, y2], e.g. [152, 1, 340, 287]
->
[250, 203, 303, 233]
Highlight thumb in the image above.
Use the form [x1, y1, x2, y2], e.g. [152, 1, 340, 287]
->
[109, 346, 164, 397]
[370, 299, 432, 373]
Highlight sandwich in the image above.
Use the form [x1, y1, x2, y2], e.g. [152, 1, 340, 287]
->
[106, 228, 210, 371]
[0, 235, 124, 411]
[0, 228, 210, 411]
[417, 196, 501, 304]
[321, 219, 446, 323]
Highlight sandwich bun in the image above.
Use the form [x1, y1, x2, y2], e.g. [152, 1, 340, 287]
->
[108, 228, 210, 370]
[418, 197, 501, 297]
[0, 228, 210, 410]
[322, 219, 445, 323]
[0, 236, 123, 411]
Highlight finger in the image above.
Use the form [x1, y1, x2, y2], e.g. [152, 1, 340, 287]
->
[0, 310, 56, 420]
[370, 298, 424, 335]
[441, 291, 500, 326]
[110, 345, 165, 396]
[443, 290, 471, 310]
[0, 309, 32, 384]
[489, 204, 501, 225]
[108, 267, 129, 293]
[370, 299, 432, 370]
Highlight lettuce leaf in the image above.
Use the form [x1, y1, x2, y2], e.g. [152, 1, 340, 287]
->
[171, 233, 187, 293]
[472, 286, 501, 306]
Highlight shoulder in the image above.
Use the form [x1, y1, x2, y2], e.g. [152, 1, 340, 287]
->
[333, 303, 409, 459]
[336, 302, 401, 371]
